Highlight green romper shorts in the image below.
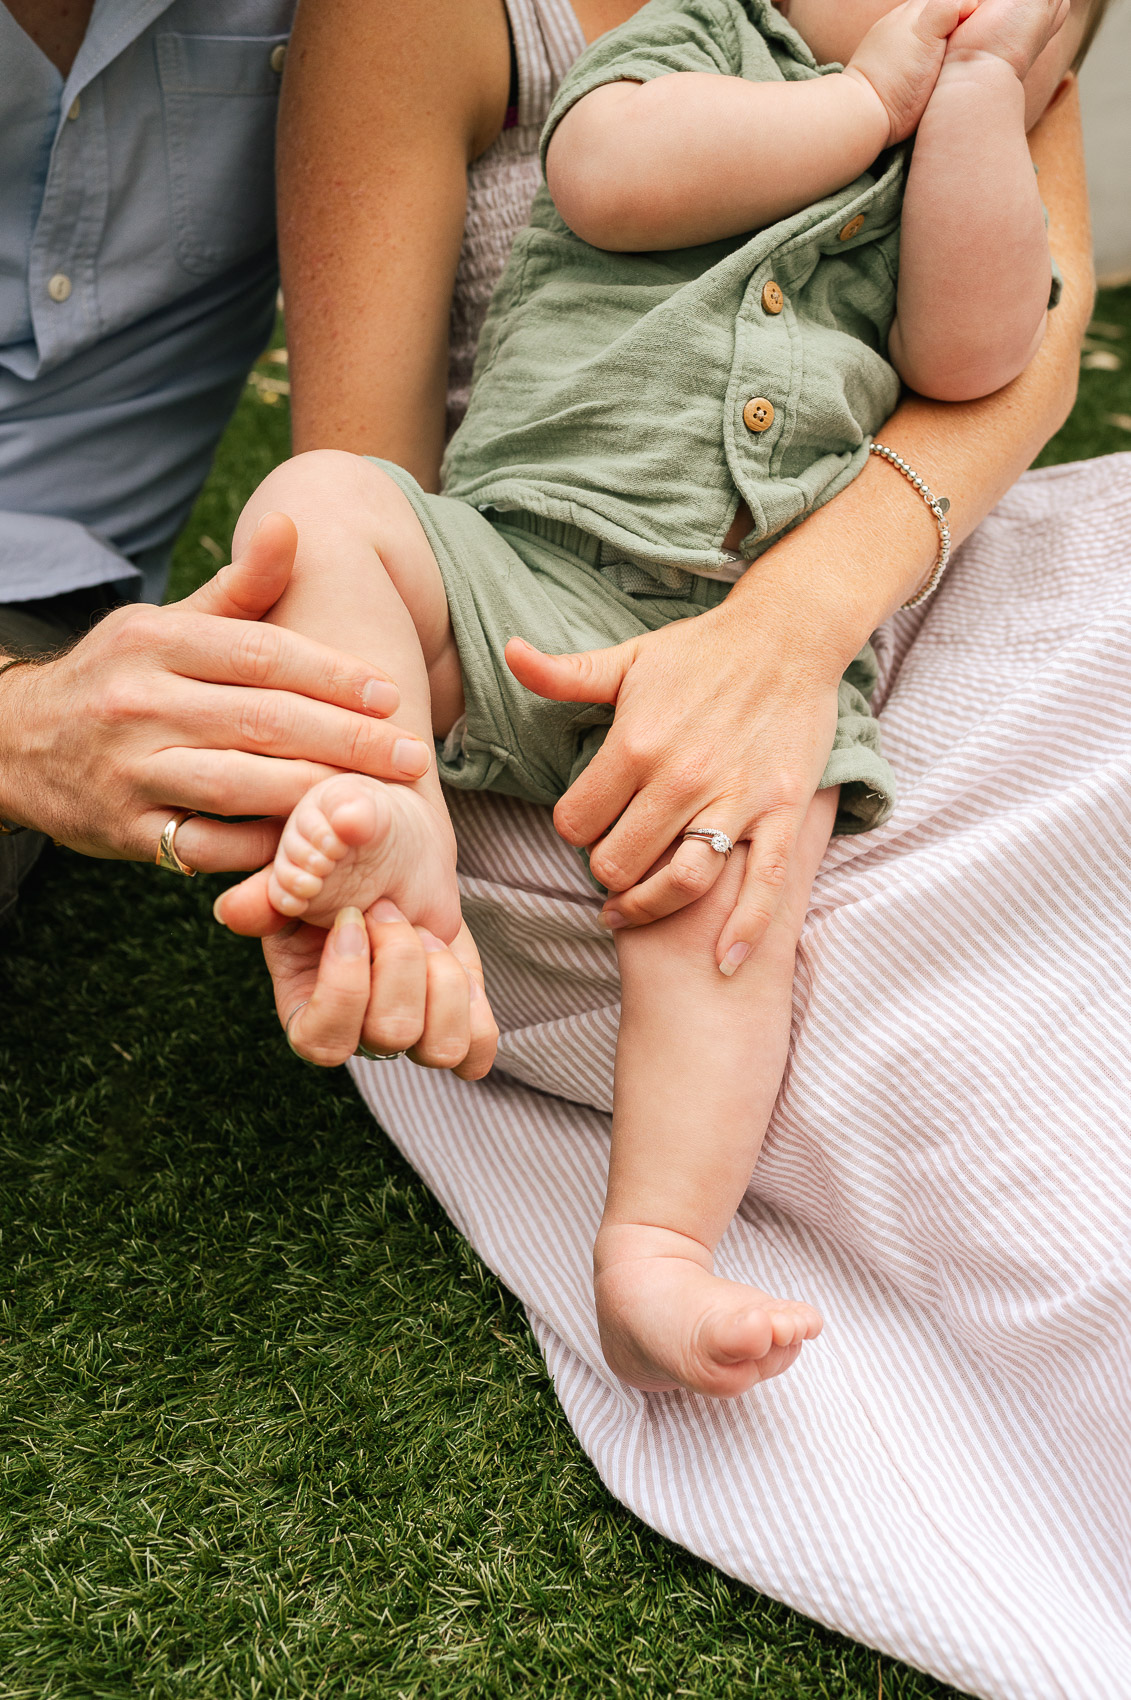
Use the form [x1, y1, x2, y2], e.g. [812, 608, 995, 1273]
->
[370, 459, 896, 841]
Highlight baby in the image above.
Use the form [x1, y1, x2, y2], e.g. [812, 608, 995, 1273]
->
[218, 0, 1099, 1397]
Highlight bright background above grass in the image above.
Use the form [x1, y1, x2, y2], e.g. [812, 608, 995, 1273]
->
[2, 288, 1129, 1699]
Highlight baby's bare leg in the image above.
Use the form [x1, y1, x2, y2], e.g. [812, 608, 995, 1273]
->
[218, 451, 463, 939]
[596, 788, 838, 1398]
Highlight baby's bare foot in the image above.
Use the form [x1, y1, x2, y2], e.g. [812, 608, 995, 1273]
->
[217, 774, 460, 942]
[594, 1224, 822, 1399]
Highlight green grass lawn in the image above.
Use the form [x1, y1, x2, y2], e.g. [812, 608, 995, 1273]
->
[3, 291, 1129, 1700]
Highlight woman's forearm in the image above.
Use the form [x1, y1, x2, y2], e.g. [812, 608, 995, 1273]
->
[725, 76, 1091, 677]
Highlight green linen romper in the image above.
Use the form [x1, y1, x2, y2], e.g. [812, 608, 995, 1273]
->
[372, 0, 908, 834]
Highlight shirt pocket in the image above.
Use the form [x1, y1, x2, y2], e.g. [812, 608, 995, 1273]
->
[156, 32, 288, 277]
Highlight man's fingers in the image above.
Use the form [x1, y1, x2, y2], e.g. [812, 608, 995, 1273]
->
[360, 901, 428, 1055]
[183, 512, 298, 620]
[143, 745, 392, 829]
[284, 907, 372, 1067]
[213, 863, 290, 937]
[600, 836, 729, 928]
[505, 635, 636, 705]
[263, 919, 324, 1018]
[148, 680, 429, 784]
[155, 610, 400, 719]
[407, 933, 472, 1070]
[448, 920, 499, 1080]
[715, 810, 799, 971]
[163, 812, 282, 874]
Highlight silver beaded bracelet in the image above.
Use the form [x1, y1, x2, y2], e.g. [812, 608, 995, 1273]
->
[868, 441, 952, 609]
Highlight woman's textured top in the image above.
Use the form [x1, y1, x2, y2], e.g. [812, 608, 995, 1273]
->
[445, 0, 585, 442]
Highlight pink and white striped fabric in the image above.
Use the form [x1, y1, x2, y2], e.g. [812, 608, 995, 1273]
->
[352, 453, 1131, 1700]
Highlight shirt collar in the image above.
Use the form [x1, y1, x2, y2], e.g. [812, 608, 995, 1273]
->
[63, 0, 178, 103]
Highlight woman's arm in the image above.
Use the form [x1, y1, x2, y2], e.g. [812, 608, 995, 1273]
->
[512, 77, 1092, 959]
[277, 0, 510, 489]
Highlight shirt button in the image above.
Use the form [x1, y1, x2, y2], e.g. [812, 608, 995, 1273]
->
[67, 96, 81, 121]
[742, 397, 775, 433]
[761, 280, 784, 315]
[47, 273, 73, 303]
[838, 214, 866, 242]
[270, 42, 287, 73]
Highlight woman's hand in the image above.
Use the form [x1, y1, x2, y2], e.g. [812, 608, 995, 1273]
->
[0, 514, 433, 870]
[264, 904, 498, 1076]
[505, 599, 843, 968]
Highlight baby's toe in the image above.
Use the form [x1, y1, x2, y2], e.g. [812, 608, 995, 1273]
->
[281, 811, 340, 878]
[267, 855, 324, 917]
[708, 1306, 774, 1364]
[320, 779, 383, 848]
[769, 1311, 801, 1349]
[770, 1304, 822, 1348]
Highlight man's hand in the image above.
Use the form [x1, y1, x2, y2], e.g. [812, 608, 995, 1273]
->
[505, 606, 841, 971]
[263, 904, 498, 1076]
[0, 514, 433, 870]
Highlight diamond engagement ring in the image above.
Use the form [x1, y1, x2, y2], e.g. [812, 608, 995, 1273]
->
[681, 828, 734, 858]
[354, 1044, 406, 1062]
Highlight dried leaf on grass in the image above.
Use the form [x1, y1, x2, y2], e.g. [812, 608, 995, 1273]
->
[1081, 350, 1122, 371]
[247, 372, 291, 399]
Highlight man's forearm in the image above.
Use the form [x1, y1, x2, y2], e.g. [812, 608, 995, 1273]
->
[890, 54, 1052, 400]
[547, 72, 889, 251]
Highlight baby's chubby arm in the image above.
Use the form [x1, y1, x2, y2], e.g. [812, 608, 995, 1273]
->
[546, 0, 970, 251]
[887, 0, 1069, 399]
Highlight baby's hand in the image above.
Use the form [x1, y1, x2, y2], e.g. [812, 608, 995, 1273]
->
[943, 0, 1070, 80]
[846, 0, 976, 144]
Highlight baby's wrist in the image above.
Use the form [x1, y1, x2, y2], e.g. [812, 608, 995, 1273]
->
[937, 44, 1028, 94]
[840, 64, 903, 152]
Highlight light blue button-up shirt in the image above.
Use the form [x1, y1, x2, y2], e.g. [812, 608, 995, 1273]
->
[0, 0, 295, 604]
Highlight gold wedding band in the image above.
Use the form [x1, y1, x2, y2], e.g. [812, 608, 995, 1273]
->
[155, 810, 198, 876]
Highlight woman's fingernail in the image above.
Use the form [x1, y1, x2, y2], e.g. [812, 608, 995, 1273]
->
[372, 898, 404, 924]
[393, 738, 431, 777]
[418, 931, 445, 953]
[212, 894, 228, 924]
[362, 678, 399, 715]
[469, 978, 482, 1002]
[333, 907, 366, 957]
[598, 910, 626, 931]
[719, 942, 751, 978]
